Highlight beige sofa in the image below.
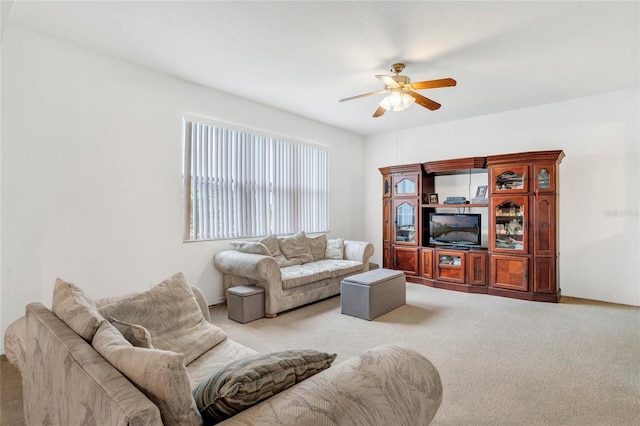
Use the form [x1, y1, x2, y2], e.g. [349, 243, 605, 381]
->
[4, 273, 443, 425]
[214, 232, 374, 317]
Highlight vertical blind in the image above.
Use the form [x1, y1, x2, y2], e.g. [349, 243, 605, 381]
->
[183, 119, 329, 241]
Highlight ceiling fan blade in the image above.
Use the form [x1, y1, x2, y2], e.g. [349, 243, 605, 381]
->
[372, 106, 386, 118]
[411, 78, 457, 90]
[375, 75, 399, 88]
[339, 89, 387, 102]
[408, 91, 441, 110]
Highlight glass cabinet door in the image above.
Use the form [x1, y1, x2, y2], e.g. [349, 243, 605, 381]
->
[492, 165, 528, 194]
[491, 196, 528, 253]
[393, 199, 418, 245]
[393, 172, 420, 197]
[434, 250, 465, 283]
[533, 163, 556, 193]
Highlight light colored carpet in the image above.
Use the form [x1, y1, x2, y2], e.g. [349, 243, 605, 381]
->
[209, 284, 640, 426]
[1, 284, 638, 425]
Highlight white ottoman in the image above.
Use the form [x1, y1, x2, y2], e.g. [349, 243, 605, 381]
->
[341, 269, 406, 320]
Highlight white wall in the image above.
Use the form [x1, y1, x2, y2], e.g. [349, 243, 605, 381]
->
[0, 27, 365, 350]
[2, 26, 638, 357]
[364, 88, 640, 306]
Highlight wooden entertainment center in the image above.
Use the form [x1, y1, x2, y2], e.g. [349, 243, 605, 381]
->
[380, 150, 564, 302]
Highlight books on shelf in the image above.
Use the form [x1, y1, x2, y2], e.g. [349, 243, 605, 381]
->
[444, 196, 468, 205]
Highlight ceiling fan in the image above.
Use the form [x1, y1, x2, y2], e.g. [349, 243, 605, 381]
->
[339, 63, 456, 118]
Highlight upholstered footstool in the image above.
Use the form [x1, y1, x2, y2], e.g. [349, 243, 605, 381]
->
[227, 285, 265, 323]
[341, 269, 406, 320]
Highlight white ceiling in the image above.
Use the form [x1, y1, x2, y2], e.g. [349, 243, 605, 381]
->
[6, 1, 639, 136]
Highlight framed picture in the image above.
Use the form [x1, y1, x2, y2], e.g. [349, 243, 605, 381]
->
[475, 185, 488, 198]
[428, 193, 439, 204]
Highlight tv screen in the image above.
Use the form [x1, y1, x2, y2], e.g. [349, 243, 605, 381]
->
[429, 213, 481, 246]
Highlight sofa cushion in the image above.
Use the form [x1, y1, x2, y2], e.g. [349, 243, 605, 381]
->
[312, 259, 364, 278]
[98, 272, 227, 364]
[230, 241, 272, 256]
[92, 321, 201, 425]
[260, 235, 295, 267]
[325, 238, 345, 259]
[51, 278, 105, 342]
[192, 350, 337, 424]
[306, 234, 327, 261]
[280, 263, 333, 290]
[278, 231, 314, 265]
[108, 317, 153, 348]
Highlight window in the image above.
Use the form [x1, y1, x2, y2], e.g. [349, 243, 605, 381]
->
[183, 118, 329, 241]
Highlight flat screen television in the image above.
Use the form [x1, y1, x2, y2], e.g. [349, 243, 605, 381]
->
[429, 213, 482, 247]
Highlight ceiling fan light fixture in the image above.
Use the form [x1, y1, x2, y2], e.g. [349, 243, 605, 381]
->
[379, 96, 391, 111]
[340, 63, 455, 117]
[402, 93, 416, 108]
[381, 92, 415, 112]
[388, 91, 403, 107]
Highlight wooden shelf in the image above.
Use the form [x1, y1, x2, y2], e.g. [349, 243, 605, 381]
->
[422, 203, 489, 208]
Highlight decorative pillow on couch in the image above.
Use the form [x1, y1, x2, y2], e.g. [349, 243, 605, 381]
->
[98, 272, 227, 364]
[259, 235, 293, 267]
[108, 316, 154, 348]
[192, 349, 337, 424]
[92, 320, 201, 425]
[230, 241, 272, 256]
[325, 238, 345, 260]
[278, 231, 314, 265]
[52, 278, 105, 342]
[306, 234, 327, 262]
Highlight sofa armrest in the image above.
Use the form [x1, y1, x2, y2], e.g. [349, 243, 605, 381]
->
[23, 302, 163, 425]
[344, 240, 374, 266]
[214, 250, 281, 283]
[221, 344, 442, 425]
[4, 315, 27, 374]
[214, 250, 283, 315]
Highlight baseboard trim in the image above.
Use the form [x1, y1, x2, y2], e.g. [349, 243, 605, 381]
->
[207, 297, 225, 307]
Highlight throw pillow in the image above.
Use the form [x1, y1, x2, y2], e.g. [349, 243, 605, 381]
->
[51, 278, 105, 342]
[92, 320, 201, 425]
[325, 238, 345, 260]
[98, 272, 227, 364]
[259, 235, 294, 267]
[278, 231, 314, 265]
[230, 241, 272, 257]
[109, 316, 153, 348]
[306, 234, 327, 262]
[192, 350, 337, 424]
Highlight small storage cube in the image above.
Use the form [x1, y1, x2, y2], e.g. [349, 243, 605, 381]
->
[341, 269, 406, 320]
[227, 285, 265, 324]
